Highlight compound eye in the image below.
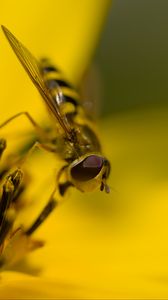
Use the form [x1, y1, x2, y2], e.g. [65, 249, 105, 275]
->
[71, 155, 103, 181]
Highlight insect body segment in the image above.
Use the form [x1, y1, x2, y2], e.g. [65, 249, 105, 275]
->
[40, 58, 80, 119]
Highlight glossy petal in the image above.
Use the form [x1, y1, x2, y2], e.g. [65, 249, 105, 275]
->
[0, 0, 113, 299]
[1, 108, 167, 299]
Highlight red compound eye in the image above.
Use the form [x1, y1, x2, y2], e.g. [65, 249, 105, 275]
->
[71, 155, 103, 181]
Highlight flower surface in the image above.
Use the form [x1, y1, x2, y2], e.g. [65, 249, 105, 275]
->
[1, 1, 168, 299]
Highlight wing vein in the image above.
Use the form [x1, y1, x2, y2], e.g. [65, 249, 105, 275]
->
[1, 25, 72, 138]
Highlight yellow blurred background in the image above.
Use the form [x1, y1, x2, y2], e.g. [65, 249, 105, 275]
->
[0, 0, 168, 299]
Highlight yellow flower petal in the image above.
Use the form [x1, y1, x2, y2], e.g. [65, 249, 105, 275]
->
[0, 271, 82, 299]
[19, 108, 168, 299]
[0, 0, 113, 299]
[0, 1, 167, 298]
[0, 0, 111, 119]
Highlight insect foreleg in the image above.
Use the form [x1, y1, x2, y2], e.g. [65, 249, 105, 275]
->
[0, 139, 57, 174]
[56, 165, 73, 196]
[58, 181, 73, 196]
[24, 166, 72, 235]
[0, 111, 46, 139]
[16, 140, 58, 167]
[25, 197, 56, 236]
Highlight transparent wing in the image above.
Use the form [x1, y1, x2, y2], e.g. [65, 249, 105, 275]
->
[80, 64, 102, 118]
[1, 25, 72, 138]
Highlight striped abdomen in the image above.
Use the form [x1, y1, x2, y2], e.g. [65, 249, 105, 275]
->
[40, 59, 79, 117]
[40, 58, 102, 157]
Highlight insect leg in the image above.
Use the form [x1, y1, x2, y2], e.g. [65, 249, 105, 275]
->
[58, 181, 73, 196]
[0, 111, 46, 138]
[16, 140, 58, 168]
[0, 137, 57, 177]
[57, 165, 73, 196]
[25, 166, 72, 235]
[25, 184, 72, 236]
[25, 197, 57, 236]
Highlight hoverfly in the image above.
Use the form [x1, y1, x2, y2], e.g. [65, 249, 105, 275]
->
[0, 26, 110, 251]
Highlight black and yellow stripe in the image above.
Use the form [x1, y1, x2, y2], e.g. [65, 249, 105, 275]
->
[40, 59, 80, 116]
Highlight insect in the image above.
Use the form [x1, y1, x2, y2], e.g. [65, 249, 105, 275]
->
[0, 26, 110, 249]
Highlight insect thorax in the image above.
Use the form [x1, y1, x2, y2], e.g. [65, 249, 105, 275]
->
[61, 123, 101, 163]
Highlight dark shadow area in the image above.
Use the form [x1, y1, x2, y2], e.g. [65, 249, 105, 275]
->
[95, 0, 168, 116]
